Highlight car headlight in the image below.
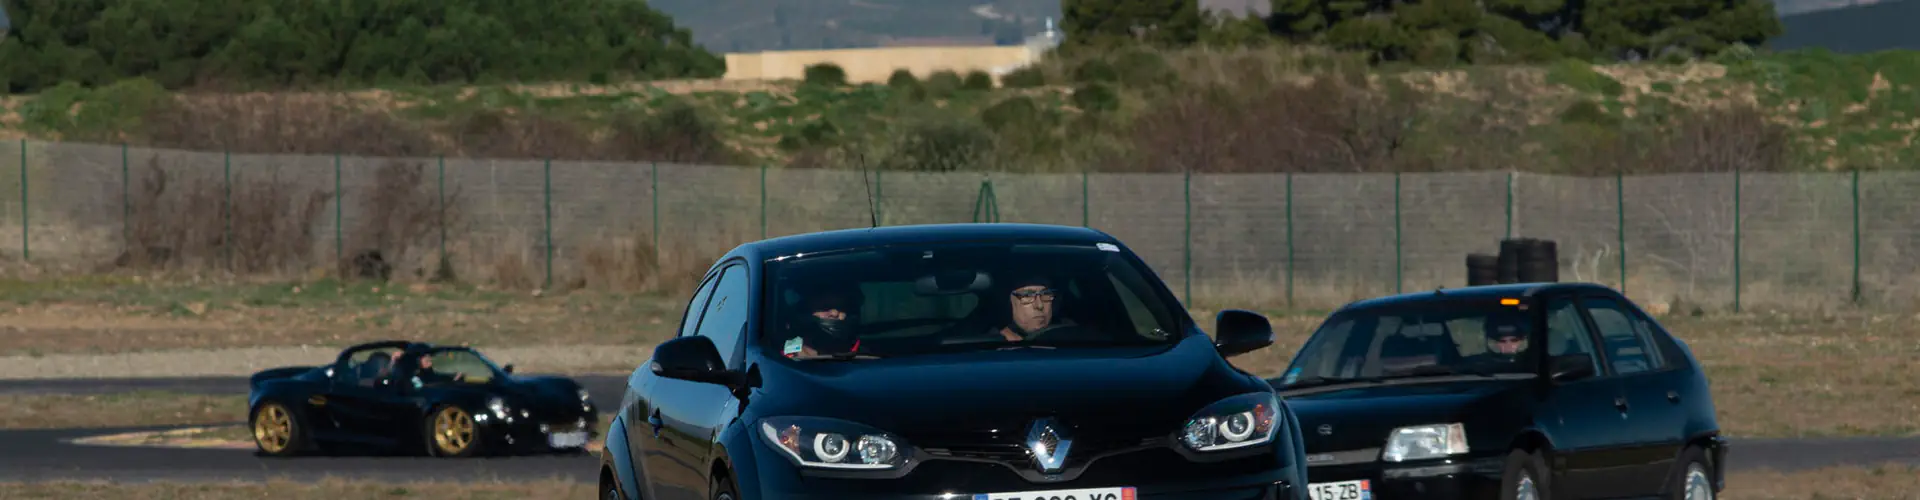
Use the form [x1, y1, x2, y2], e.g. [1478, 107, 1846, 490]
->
[1382, 423, 1468, 462]
[759, 416, 910, 470]
[1180, 392, 1281, 452]
[486, 397, 508, 417]
[578, 388, 591, 402]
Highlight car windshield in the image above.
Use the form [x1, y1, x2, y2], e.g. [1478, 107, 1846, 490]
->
[759, 241, 1186, 360]
[1275, 298, 1541, 388]
[416, 348, 506, 384]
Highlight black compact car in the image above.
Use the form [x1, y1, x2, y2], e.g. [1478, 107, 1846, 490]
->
[246, 340, 600, 457]
[598, 223, 1312, 500]
[1266, 282, 1727, 500]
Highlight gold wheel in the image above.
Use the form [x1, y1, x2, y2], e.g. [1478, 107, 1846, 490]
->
[431, 406, 476, 456]
[252, 403, 294, 455]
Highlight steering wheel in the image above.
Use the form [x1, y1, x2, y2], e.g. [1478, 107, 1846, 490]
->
[1014, 322, 1085, 342]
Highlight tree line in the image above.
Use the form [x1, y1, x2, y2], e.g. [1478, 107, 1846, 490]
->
[1062, 0, 1785, 64]
[0, 0, 726, 94]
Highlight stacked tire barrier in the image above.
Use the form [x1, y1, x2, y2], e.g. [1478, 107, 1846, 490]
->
[1467, 238, 1559, 286]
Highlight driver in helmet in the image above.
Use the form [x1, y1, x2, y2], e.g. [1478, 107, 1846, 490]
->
[1465, 312, 1532, 366]
[781, 283, 865, 359]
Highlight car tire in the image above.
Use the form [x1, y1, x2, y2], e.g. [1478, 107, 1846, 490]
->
[600, 468, 626, 500]
[424, 404, 483, 458]
[1499, 448, 1551, 500]
[1669, 445, 1715, 500]
[250, 400, 309, 457]
[710, 469, 740, 500]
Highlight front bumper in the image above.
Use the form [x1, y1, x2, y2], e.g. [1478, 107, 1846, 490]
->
[742, 435, 1304, 500]
[477, 404, 600, 454]
[1302, 454, 1506, 499]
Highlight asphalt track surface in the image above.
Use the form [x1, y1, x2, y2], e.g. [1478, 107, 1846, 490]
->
[4, 375, 1920, 483]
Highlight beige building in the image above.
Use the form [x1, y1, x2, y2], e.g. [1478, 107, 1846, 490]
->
[723, 23, 1063, 84]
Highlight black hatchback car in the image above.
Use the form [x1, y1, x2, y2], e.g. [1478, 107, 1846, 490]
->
[1266, 283, 1726, 500]
[598, 223, 1312, 500]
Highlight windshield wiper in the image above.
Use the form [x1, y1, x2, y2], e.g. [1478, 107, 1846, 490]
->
[791, 351, 885, 361]
[1279, 375, 1384, 389]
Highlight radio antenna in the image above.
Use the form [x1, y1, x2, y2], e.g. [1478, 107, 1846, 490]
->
[858, 151, 878, 228]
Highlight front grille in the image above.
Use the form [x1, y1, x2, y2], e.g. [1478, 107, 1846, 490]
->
[539, 418, 589, 433]
[921, 436, 1157, 468]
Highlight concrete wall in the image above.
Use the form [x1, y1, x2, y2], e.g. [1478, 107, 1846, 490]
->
[724, 44, 1045, 83]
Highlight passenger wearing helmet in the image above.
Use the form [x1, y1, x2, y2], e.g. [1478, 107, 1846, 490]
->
[781, 283, 865, 359]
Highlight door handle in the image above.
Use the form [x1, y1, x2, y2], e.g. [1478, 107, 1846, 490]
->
[1667, 390, 1680, 403]
[1613, 396, 1630, 411]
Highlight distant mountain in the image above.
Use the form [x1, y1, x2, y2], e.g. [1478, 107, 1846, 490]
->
[1770, 0, 1919, 52]
[1771, 0, 1893, 16]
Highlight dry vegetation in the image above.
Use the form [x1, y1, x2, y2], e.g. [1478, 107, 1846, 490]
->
[0, 392, 242, 429]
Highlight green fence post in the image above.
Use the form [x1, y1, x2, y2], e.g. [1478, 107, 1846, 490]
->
[122, 143, 129, 253]
[18, 139, 26, 262]
[544, 158, 553, 290]
[1285, 172, 1294, 309]
[650, 162, 660, 251]
[334, 153, 342, 267]
[1851, 168, 1861, 304]
[760, 164, 768, 239]
[1183, 169, 1192, 307]
[224, 150, 232, 271]
[1617, 169, 1626, 292]
[1394, 171, 1402, 295]
[1733, 168, 1741, 313]
[438, 156, 446, 267]
[1081, 169, 1089, 228]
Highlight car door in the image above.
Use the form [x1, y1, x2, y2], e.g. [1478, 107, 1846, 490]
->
[650, 262, 752, 500]
[1579, 294, 1688, 497]
[1533, 294, 1637, 500]
[632, 267, 723, 500]
[322, 351, 408, 441]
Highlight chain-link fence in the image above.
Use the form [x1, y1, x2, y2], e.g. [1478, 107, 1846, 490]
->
[2, 138, 1914, 313]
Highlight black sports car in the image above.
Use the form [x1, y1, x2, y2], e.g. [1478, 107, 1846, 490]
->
[1267, 282, 1727, 500]
[598, 223, 1313, 500]
[246, 340, 600, 457]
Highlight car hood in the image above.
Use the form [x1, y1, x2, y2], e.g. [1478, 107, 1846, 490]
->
[1279, 377, 1532, 453]
[494, 375, 586, 411]
[750, 334, 1268, 448]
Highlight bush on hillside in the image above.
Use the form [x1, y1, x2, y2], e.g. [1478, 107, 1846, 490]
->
[963, 70, 995, 90]
[1000, 67, 1046, 88]
[0, 0, 723, 94]
[804, 63, 848, 87]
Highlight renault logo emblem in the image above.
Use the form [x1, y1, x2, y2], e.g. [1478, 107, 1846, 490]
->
[1026, 417, 1072, 474]
[1317, 424, 1333, 436]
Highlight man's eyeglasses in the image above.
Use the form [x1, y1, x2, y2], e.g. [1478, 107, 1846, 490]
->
[1011, 288, 1057, 305]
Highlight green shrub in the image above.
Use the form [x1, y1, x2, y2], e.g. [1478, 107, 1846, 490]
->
[1000, 66, 1046, 88]
[925, 70, 964, 99]
[1071, 83, 1119, 114]
[1072, 58, 1119, 83]
[804, 63, 849, 87]
[1544, 59, 1624, 97]
[963, 70, 995, 90]
[887, 69, 919, 88]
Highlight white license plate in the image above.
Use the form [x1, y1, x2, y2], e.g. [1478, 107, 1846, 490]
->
[1308, 480, 1371, 500]
[547, 431, 589, 448]
[971, 486, 1135, 500]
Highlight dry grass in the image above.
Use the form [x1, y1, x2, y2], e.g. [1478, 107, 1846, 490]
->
[0, 478, 593, 499]
[1728, 463, 1920, 499]
[0, 392, 244, 429]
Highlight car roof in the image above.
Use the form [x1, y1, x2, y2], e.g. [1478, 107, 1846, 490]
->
[1336, 282, 1623, 312]
[721, 223, 1122, 263]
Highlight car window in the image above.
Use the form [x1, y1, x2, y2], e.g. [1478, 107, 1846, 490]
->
[760, 242, 1185, 360]
[677, 269, 723, 339]
[420, 349, 497, 385]
[1581, 297, 1665, 375]
[695, 265, 750, 369]
[1274, 297, 1542, 387]
[1544, 296, 1603, 375]
[341, 346, 402, 387]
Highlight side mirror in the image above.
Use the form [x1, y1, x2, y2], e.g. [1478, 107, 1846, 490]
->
[650, 336, 740, 387]
[502, 364, 515, 374]
[1549, 353, 1595, 382]
[1213, 309, 1275, 358]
